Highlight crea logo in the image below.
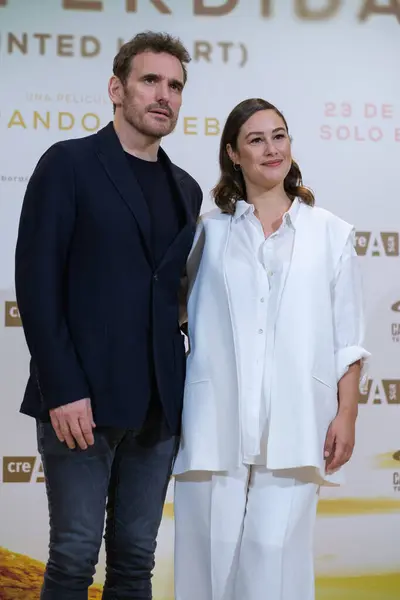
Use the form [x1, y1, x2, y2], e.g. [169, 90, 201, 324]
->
[5, 301, 22, 327]
[2, 456, 44, 483]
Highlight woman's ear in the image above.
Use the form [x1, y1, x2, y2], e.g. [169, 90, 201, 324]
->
[226, 143, 238, 166]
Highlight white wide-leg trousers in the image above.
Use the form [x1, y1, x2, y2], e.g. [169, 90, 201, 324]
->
[174, 466, 319, 600]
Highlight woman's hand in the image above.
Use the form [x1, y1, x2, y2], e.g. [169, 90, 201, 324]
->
[324, 360, 361, 475]
[324, 409, 356, 475]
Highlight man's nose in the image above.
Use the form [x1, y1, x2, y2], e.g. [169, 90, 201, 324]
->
[155, 81, 171, 103]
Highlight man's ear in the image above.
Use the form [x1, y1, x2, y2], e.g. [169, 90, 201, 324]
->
[108, 75, 124, 108]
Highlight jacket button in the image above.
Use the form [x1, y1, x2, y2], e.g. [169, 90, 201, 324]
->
[153, 274, 158, 281]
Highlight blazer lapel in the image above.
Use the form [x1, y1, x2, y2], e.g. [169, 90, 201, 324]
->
[94, 122, 153, 267]
[158, 146, 194, 227]
[221, 216, 241, 386]
[274, 203, 305, 321]
[148, 146, 196, 268]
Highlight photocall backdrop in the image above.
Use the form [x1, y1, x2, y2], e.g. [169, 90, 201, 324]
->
[0, 1, 399, 599]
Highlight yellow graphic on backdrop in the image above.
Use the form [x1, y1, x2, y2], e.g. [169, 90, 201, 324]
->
[0, 547, 399, 600]
[374, 451, 400, 469]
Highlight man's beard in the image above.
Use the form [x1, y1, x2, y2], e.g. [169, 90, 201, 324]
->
[122, 98, 177, 139]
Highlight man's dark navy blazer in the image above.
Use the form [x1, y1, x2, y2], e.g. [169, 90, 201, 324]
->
[15, 122, 202, 433]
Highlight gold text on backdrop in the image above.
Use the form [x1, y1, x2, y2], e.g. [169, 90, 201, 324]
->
[6, 35, 248, 66]
[6, 111, 222, 135]
[7, 110, 101, 132]
[1, 0, 400, 22]
[4, 302, 21, 327]
[7, 33, 100, 57]
[62, 0, 400, 22]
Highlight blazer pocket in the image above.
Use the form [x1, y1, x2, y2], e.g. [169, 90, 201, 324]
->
[312, 373, 338, 423]
[184, 378, 210, 386]
[312, 373, 334, 389]
[183, 381, 213, 417]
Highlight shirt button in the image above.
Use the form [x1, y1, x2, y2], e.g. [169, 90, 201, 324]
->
[258, 329, 264, 334]
[260, 297, 265, 303]
[268, 271, 274, 276]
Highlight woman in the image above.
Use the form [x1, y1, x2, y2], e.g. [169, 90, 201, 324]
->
[173, 98, 370, 600]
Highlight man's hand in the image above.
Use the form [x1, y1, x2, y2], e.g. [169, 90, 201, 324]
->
[50, 398, 96, 450]
[324, 410, 356, 475]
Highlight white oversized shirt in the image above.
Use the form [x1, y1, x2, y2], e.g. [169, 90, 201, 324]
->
[173, 200, 370, 482]
[226, 199, 368, 466]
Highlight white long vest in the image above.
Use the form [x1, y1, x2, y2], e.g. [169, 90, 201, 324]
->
[173, 202, 365, 484]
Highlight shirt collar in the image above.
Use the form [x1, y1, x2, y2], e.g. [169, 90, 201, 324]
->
[234, 200, 254, 221]
[233, 197, 300, 229]
[284, 197, 300, 229]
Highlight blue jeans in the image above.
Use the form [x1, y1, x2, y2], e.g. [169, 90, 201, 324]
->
[37, 402, 177, 599]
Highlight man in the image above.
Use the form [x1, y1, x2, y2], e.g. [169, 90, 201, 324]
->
[15, 31, 202, 599]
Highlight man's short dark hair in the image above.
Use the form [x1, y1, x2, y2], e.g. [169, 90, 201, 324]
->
[113, 31, 191, 86]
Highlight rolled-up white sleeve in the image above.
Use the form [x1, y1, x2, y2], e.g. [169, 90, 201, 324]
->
[333, 230, 370, 392]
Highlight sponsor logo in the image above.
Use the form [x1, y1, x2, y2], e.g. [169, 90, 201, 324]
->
[391, 302, 400, 342]
[355, 232, 399, 257]
[359, 379, 400, 404]
[2, 456, 44, 483]
[5, 302, 21, 327]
